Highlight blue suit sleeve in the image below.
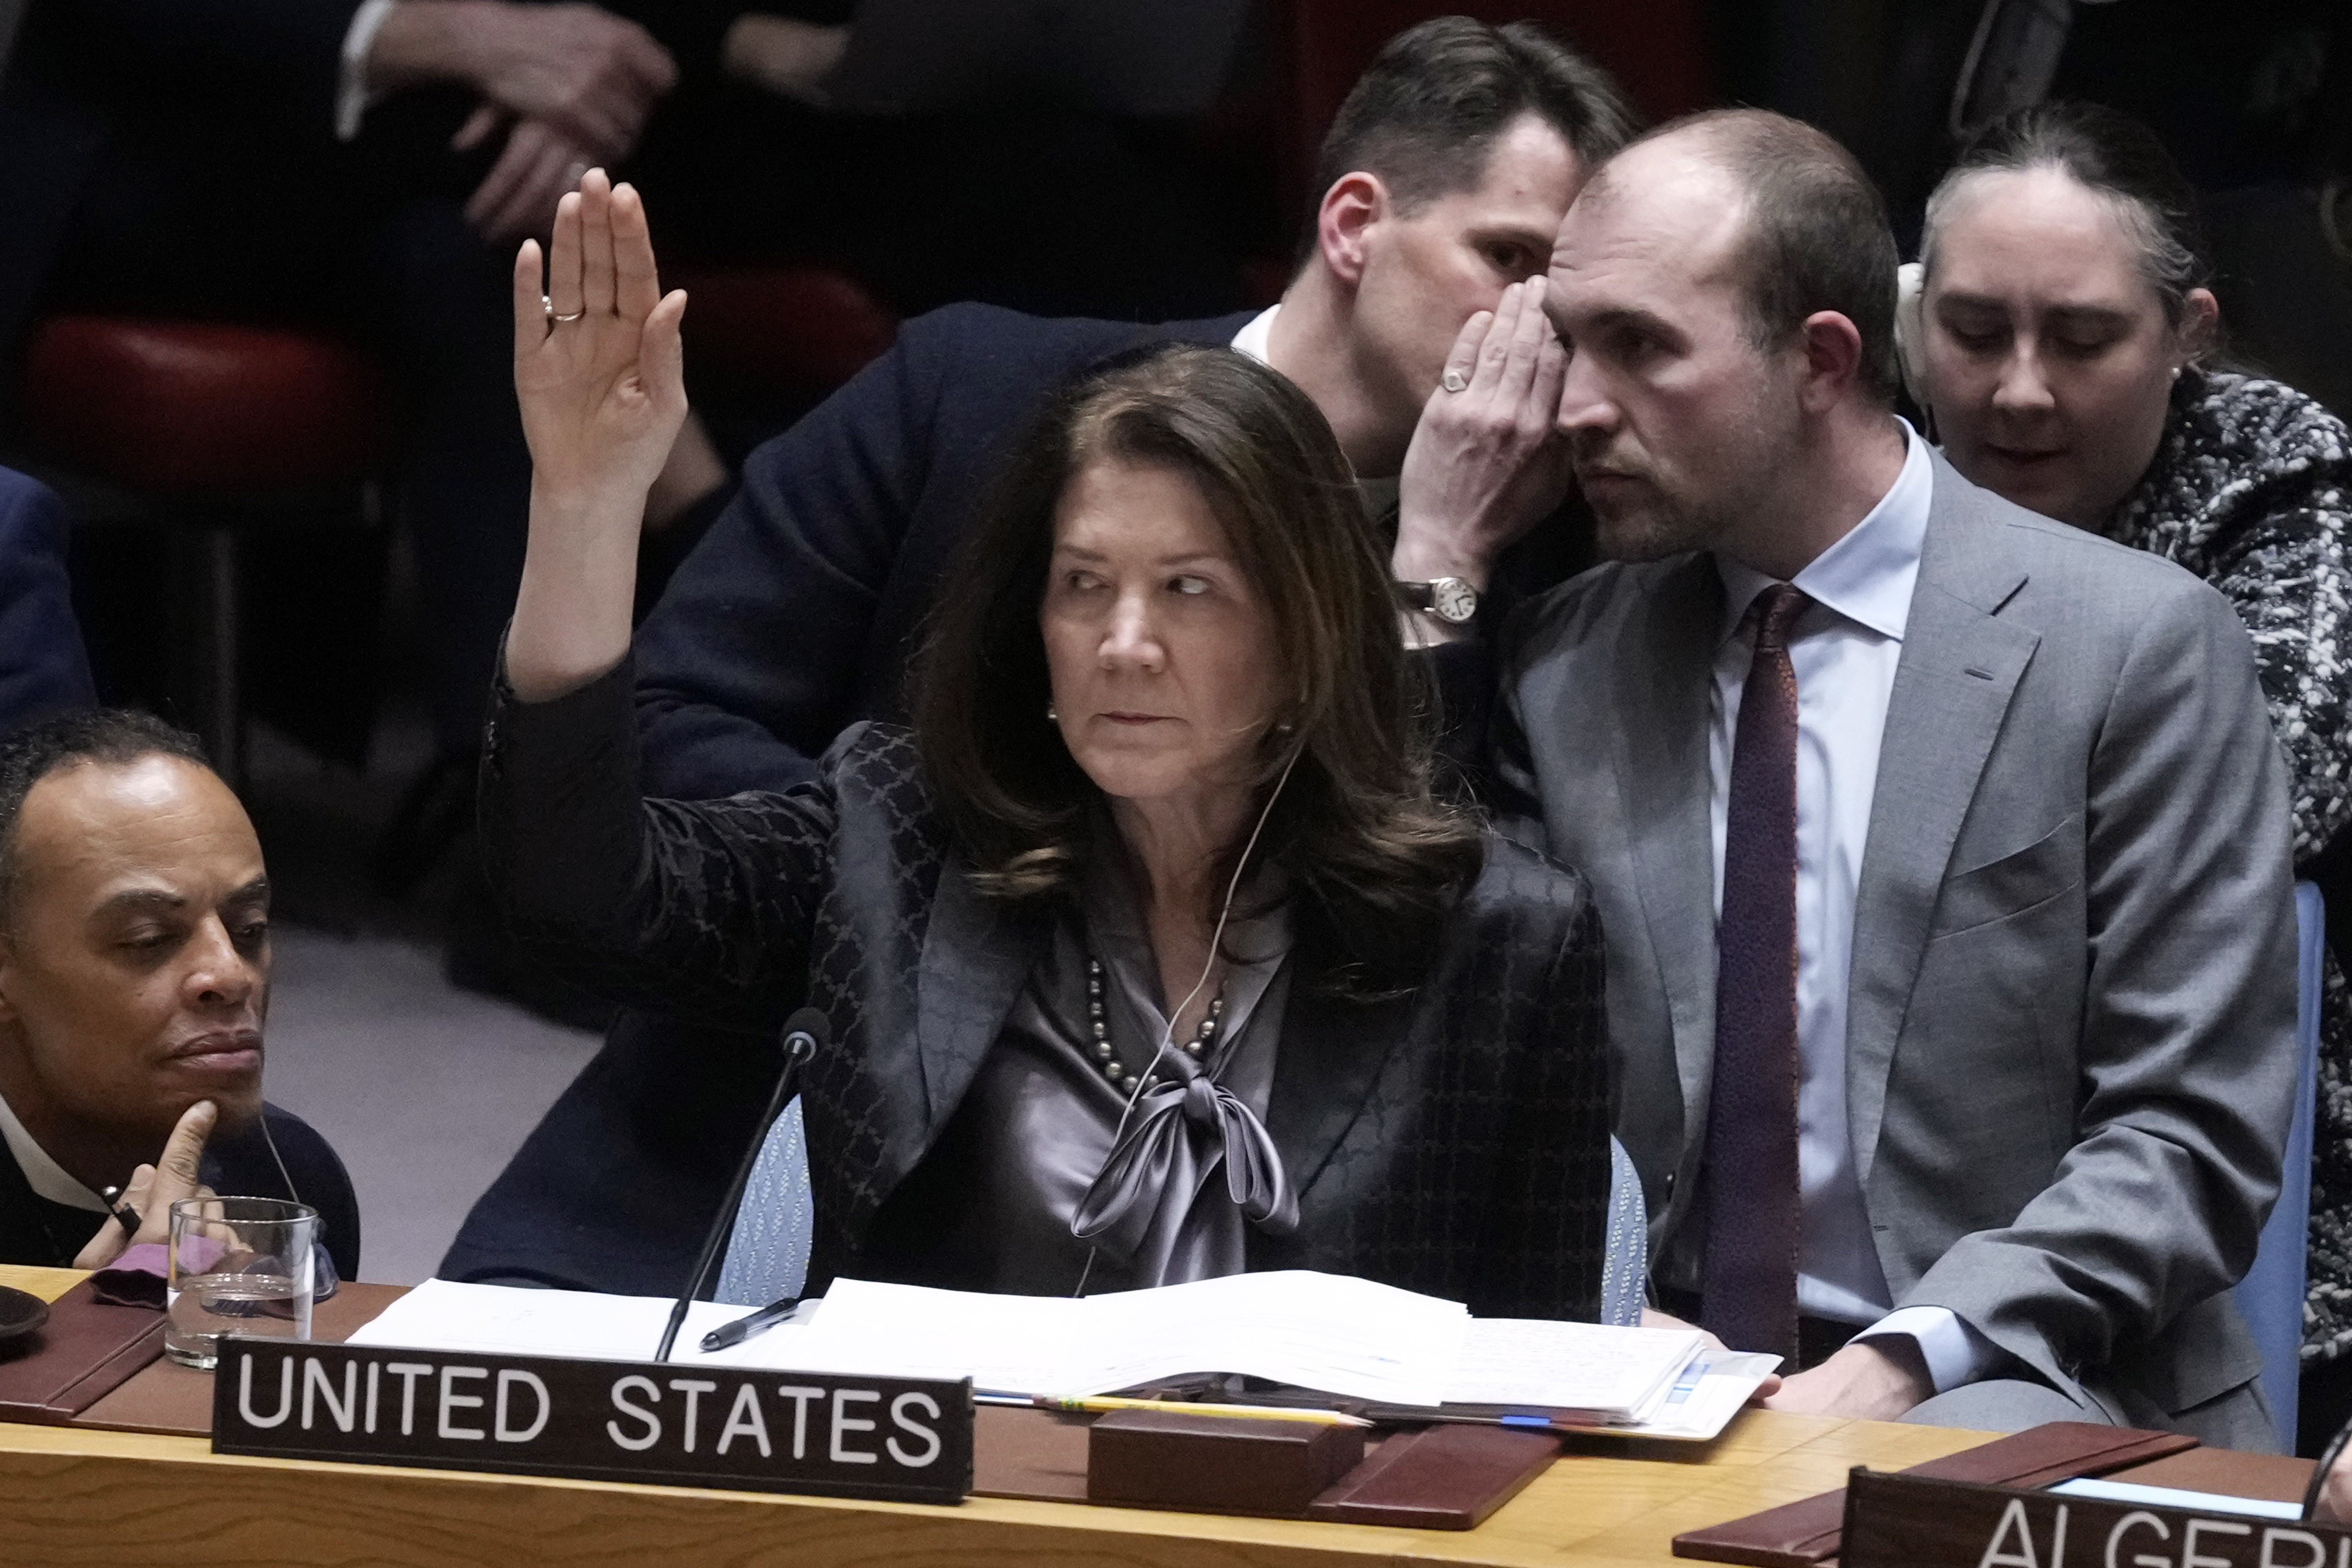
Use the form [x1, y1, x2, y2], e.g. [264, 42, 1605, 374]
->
[0, 469, 96, 733]
[631, 316, 944, 800]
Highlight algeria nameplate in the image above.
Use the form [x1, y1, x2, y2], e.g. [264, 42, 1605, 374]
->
[209, 1336, 972, 1504]
[1841, 1467, 2345, 1568]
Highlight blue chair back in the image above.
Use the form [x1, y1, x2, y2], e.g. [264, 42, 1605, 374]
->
[715, 1095, 813, 1307]
[2234, 881, 2323, 1446]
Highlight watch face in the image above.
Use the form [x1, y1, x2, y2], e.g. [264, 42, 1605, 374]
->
[1431, 577, 1478, 622]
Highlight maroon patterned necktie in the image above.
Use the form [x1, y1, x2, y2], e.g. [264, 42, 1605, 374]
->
[1702, 582, 1810, 1362]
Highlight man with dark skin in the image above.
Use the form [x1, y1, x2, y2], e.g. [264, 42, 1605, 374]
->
[0, 713, 357, 1276]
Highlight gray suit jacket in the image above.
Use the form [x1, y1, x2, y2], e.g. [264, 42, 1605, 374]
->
[1495, 450, 2299, 1443]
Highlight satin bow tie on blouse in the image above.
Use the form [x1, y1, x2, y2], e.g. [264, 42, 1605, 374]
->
[1068, 1042, 1299, 1265]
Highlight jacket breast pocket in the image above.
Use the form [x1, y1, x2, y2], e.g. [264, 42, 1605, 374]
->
[1931, 815, 2083, 940]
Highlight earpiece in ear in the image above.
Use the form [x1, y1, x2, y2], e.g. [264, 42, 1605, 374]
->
[1046, 704, 1058, 722]
[1893, 261, 1930, 406]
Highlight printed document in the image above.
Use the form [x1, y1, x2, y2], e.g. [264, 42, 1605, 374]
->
[350, 1272, 1759, 1432]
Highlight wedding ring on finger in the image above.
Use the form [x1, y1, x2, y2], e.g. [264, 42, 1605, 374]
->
[541, 294, 588, 324]
[1441, 370, 1469, 394]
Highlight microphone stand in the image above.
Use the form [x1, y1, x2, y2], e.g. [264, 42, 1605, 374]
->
[655, 1007, 826, 1362]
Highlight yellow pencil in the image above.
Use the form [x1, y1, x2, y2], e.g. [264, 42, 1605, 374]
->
[1031, 1395, 1372, 1428]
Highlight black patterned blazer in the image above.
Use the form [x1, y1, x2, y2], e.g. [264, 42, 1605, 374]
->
[480, 657, 1613, 1319]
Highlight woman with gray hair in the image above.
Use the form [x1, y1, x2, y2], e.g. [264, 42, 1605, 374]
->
[1900, 98, 2352, 1438]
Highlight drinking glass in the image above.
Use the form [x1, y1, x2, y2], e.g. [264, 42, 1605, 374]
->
[165, 1196, 318, 1370]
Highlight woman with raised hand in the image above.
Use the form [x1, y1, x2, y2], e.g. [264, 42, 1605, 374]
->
[480, 171, 1613, 1312]
[1903, 100, 2352, 1434]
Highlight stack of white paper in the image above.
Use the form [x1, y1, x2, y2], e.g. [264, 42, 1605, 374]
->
[348, 1272, 1468, 1405]
[708, 1272, 1472, 1406]
[348, 1272, 1775, 1439]
[1445, 1319, 1706, 1422]
[346, 1279, 750, 1363]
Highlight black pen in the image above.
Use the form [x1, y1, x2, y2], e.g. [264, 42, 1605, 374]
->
[699, 1294, 802, 1352]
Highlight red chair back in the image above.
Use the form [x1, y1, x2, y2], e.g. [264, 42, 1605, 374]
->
[19, 315, 392, 494]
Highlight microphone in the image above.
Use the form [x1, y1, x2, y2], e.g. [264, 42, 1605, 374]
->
[655, 1006, 828, 1362]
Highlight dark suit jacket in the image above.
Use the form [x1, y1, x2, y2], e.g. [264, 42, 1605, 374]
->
[0, 1101, 363, 1281]
[1494, 452, 2296, 1446]
[0, 465, 92, 732]
[479, 657, 1614, 1316]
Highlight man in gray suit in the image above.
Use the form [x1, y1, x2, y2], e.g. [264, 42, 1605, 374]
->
[1498, 109, 2297, 1443]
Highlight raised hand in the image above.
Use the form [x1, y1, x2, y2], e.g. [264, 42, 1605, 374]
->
[1394, 276, 1577, 596]
[468, 4, 676, 160]
[512, 169, 688, 511]
[372, 2, 677, 165]
[506, 169, 688, 702]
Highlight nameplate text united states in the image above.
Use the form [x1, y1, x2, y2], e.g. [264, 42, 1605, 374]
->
[209, 1336, 972, 1503]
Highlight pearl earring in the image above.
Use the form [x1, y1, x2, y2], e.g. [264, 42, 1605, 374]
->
[1046, 704, 1058, 722]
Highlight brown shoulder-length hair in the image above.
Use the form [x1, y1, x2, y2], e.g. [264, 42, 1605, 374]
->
[912, 343, 1482, 998]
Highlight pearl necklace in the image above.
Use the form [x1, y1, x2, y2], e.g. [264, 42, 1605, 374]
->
[1086, 958, 1225, 1087]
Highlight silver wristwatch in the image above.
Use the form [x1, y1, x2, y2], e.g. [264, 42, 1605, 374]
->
[1395, 576, 1480, 624]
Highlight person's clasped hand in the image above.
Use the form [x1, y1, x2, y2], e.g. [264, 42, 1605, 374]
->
[1392, 275, 1578, 615]
[451, 3, 677, 165]
[72, 1099, 217, 1271]
[461, 118, 603, 247]
[375, 2, 678, 244]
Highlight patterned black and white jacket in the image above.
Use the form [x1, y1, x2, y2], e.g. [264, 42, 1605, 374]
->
[2096, 368, 2352, 1362]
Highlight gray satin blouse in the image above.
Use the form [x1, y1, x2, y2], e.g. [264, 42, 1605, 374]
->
[933, 851, 1296, 1295]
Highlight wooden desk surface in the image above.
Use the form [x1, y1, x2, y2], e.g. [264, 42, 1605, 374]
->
[0, 1264, 1997, 1567]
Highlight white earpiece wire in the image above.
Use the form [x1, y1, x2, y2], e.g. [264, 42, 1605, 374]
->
[1072, 739, 1303, 1296]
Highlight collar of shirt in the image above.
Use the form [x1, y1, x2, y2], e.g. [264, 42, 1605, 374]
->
[1228, 303, 1401, 526]
[0, 1086, 108, 1212]
[1229, 304, 1279, 364]
[1715, 420, 1932, 648]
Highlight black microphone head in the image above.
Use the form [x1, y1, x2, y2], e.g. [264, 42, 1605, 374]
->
[780, 1006, 830, 1063]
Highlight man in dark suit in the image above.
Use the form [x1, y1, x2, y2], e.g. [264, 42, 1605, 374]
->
[0, 709, 359, 1279]
[1499, 109, 2294, 1443]
[0, 464, 94, 735]
[443, 17, 1643, 1292]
